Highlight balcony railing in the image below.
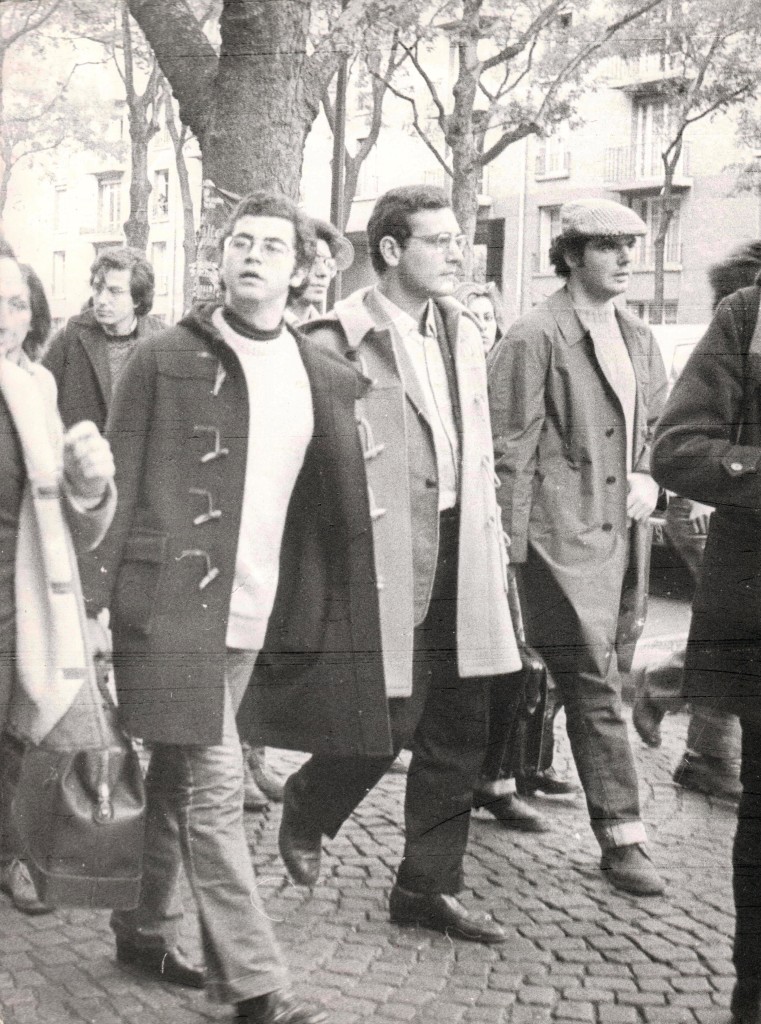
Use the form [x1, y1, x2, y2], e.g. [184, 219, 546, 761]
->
[604, 143, 691, 184]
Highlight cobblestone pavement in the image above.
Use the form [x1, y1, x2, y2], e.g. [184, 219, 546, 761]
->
[0, 694, 738, 1024]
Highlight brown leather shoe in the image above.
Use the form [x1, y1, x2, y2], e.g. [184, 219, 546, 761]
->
[0, 859, 54, 916]
[473, 791, 551, 832]
[236, 989, 328, 1023]
[600, 844, 665, 896]
[278, 779, 322, 886]
[673, 752, 742, 802]
[389, 886, 506, 943]
[115, 941, 206, 988]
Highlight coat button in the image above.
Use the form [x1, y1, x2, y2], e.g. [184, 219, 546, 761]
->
[605, 427, 615, 437]
[602, 522, 613, 532]
[425, 476, 438, 489]
[606, 475, 616, 484]
[730, 461, 743, 472]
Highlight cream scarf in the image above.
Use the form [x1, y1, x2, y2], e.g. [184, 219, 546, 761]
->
[0, 355, 93, 744]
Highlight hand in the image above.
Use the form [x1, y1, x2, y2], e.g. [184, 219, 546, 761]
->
[627, 473, 659, 523]
[63, 421, 114, 503]
[687, 499, 713, 535]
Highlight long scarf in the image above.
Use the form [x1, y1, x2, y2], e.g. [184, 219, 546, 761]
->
[0, 356, 93, 744]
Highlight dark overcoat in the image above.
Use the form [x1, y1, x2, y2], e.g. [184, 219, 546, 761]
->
[651, 284, 761, 723]
[488, 286, 667, 675]
[43, 308, 164, 432]
[91, 304, 396, 754]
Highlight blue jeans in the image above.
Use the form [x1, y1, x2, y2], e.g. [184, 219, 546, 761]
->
[111, 650, 287, 1004]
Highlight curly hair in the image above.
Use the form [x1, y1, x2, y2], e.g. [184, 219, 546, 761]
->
[90, 247, 155, 317]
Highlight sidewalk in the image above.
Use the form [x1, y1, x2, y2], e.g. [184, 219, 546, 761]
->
[0, 696, 738, 1024]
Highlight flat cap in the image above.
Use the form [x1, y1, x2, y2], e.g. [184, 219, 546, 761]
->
[559, 198, 646, 238]
[311, 217, 354, 272]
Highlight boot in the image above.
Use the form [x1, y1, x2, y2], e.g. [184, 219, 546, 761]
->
[673, 751, 742, 802]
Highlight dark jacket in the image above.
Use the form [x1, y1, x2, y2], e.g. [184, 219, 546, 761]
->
[488, 286, 668, 675]
[92, 304, 400, 754]
[651, 285, 761, 722]
[43, 308, 164, 432]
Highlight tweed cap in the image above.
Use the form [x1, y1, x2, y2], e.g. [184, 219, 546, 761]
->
[559, 198, 646, 238]
[311, 217, 354, 271]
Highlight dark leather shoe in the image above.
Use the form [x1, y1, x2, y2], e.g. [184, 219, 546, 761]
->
[389, 886, 506, 944]
[673, 752, 742, 802]
[731, 980, 761, 1023]
[516, 767, 578, 797]
[0, 859, 54, 915]
[278, 779, 322, 886]
[236, 989, 328, 1024]
[473, 791, 551, 832]
[115, 941, 206, 988]
[599, 844, 665, 897]
[632, 692, 664, 748]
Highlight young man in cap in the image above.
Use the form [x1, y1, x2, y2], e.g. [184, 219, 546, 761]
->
[488, 197, 668, 895]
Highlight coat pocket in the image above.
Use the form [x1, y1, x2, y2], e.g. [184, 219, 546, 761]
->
[111, 529, 167, 636]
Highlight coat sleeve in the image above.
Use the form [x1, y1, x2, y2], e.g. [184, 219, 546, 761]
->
[41, 325, 68, 385]
[633, 329, 668, 476]
[651, 293, 761, 510]
[86, 342, 157, 613]
[487, 320, 551, 563]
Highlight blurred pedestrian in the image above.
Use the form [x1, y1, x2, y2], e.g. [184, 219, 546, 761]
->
[286, 217, 354, 323]
[454, 280, 505, 355]
[489, 198, 668, 896]
[0, 244, 116, 916]
[651, 257, 761, 1024]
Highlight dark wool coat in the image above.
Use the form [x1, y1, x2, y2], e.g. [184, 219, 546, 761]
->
[43, 308, 165, 432]
[488, 286, 668, 676]
[91, 304, 398, 754]
[651, 284, 761, 724]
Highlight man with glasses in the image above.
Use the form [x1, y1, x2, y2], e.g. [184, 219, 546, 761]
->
[276, 184, 522, 944]
[89, 192, 369, 1024]
[488, 198, 668, 896]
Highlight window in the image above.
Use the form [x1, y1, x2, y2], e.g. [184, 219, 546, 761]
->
[537, 206, 562, 272]
[535, 132, 570, 179]
[53, 186, 66, 233]
[631, 99, 669, 179]
[151, 241, 168, 295]
[152, 169, 170, 220]
[97, 174, 122, 231]
[628, 195, 681, 267]
[52, 251, 66, 299]
[626, 300, 678, 325]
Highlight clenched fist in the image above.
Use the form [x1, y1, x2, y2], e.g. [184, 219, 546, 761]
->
[63, 420, 115, 503]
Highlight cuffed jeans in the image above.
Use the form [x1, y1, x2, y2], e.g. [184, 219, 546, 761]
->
[111, 650, 287, 1004]
[521, 550, 646, 851]
[284, 510, 491, 895]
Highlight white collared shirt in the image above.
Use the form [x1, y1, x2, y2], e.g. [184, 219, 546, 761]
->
[373, 288, 459, 510]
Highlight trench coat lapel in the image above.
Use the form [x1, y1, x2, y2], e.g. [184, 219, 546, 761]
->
[79, 322, 112, 406]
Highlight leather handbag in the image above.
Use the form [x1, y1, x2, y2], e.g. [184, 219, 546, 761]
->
[13, 649, 145, 909]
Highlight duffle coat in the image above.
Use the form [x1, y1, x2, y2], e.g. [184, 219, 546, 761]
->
[651, 284, 761, 723]
[91, 303, 407, 754]
[488, 286, 667, 674]
[301, 287, 521, 698]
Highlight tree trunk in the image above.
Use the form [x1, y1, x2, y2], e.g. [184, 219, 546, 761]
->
[164, 86, 197, 313]
[123, 127, 152, 251]
[652, 155, 679, 324]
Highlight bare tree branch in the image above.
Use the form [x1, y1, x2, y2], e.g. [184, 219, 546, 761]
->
[399, 38, 447, 123]
[481, 0, 565, 72]
[377, 74, 452, 175]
